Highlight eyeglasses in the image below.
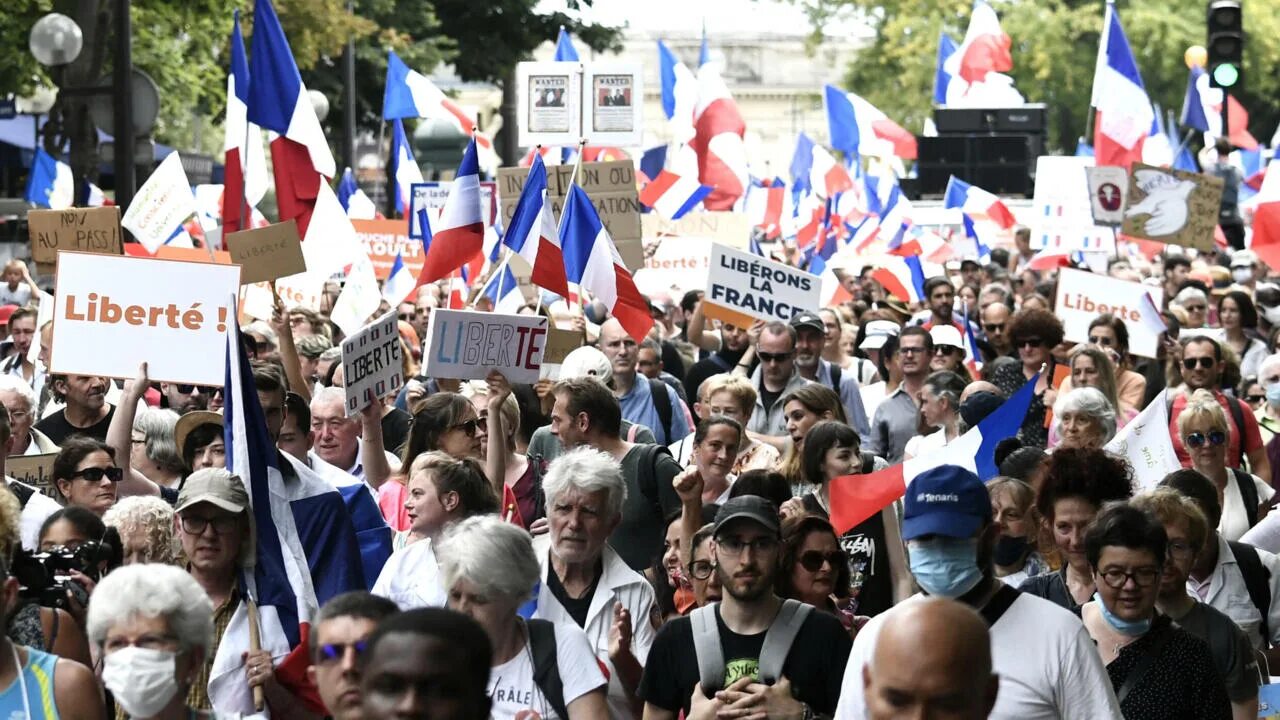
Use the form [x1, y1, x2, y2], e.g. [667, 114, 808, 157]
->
[317, 640, 367, 665]
[1098, 567, 1161, 588]
[449, 418, 487, 437]
[69, 466, 123, 483]
[1167, 541, 1197, 560]
[715, 535, 779, 556]
[1247, 394, 1266, 404]
[1183, 357, 1216, 370]
[898, 346, 927, 355]
[757, 351, 794, 364]
[983, 323, 1004, 333]
[1184, 430, 1226, 448]
[798, 550, 845, 573]
[1018, 338, 1044, 349]
[1088, 335, 1114, 346]
[687, 560, 714, 580]
[179, 514, 240, 536]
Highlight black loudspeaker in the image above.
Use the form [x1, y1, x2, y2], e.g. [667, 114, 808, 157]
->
[933, 105, 1047, 134]
[916, 135, 1036, 197]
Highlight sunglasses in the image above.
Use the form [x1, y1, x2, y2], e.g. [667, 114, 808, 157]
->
[1184, 305, 1207, 313]
[70, 466, 123, 483]
[1184, 431, 1226, 449]
[1248, 394, 1266, 404]
[757, 351, 793, 364]
[1018, 338, 1045, 349]
[317, 640, 367, 665]
[450, 418, 488, 437]
[983, 323, 1004, 333]
[1182, 357, 1216, 370]
[798, 550, 844, 573]
[175, 384, 217, 395]
[1087, 335, 1114, 346]
[934, 346, 960, 356]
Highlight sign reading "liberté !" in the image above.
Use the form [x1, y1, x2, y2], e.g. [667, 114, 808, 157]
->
[703, 243, 820, 328]
[423, 309, 549, 384]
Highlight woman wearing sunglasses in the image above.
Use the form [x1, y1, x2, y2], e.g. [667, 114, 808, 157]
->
[1178, 389, 1274, 542]
[1080, 503, 1231, 720]
[51, 436, 123, 516]
[779, 514, 856, 634]
[989, 308, 1065, 449]
[381, 391, 486, 533]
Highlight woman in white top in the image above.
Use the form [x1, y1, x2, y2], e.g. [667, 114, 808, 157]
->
[676, 415, 742, 505]
[436, 515, 609, 720]
[903, 371, 965, 460]
[1178, 389, 1274, 542]
[372, 452, 500, 609]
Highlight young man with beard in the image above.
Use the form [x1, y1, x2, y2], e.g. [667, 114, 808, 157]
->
[639, 495, 851, 719]
[35, 374, 113, 444]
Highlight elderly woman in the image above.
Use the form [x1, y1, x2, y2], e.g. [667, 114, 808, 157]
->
[1049, 387, 1117, 450]
[1019, 448, 1133, 615]
[1174, 286, 1209, 330]
[1080, 504, 1231, 719]
[1178, 389, 1273, 541]
[103, 495, 179, 565]
[904, 370, 965, 459]
[131, 407, 185, 489]
[987, 476, 1049, 586]
[435, 515, 609, 719]
[1058, 314, 1147, 409]
[86, 564, 217, 720]
[990, 308, 1065, 448]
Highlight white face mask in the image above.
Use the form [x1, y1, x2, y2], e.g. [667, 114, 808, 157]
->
[1264, 306, 1280, 326]
[102, 646, 181, 718]
[1233, 267, 1254, 284]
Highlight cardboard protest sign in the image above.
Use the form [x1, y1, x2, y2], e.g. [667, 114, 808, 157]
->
[516, 62, 581, 147]
[50, 252, 241, 385]
[7, 454, 59, 499]
[641, 211, 751, 248]
[224, 220, 305, 284]
[704, 243, 820, 328]
[341, 310, 404, 417]
[1054, 268, 1165, 358]
[582, 63, 643, 147]
[123, 243, 232, 264]
[28, 207, 123, 266]
[498, 160, 642, 269]
[1030, 156, 1115, 253]
[1085, 166, 1129, 226]
[424, 309, 549, 384]
[353, 219, 418, 279]
[537, 327, 585, 380]
[1121, 163, 1224, 251]
[121, 152, 197, 253]
[408, 182, 497, 239]
[636, 212, 753, 295]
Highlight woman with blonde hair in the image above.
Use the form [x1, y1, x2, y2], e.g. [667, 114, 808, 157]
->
[1177, 388, 1274, 541]
[102, 495, 179, 565]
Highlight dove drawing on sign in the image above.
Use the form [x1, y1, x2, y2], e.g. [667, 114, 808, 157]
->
[1125, 169, 1196, 236]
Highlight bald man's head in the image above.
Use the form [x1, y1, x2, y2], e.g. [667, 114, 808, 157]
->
[863, 598, 998, 720]
[960, 380, 1000, 403]
[598, 318, 638, 377]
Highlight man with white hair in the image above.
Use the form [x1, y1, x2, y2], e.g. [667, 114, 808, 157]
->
[533, 446, 657, 719]
[0, 375, 56, 456]
[308, 387, 400, 490]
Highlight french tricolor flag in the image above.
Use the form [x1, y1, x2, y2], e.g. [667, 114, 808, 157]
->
[222, 11, 267, 233]
[24, 147, 74, 210]
[942, 0, 1014, 100]
[382, 252, 415, 307]
[446, 267, 469, 310]
[934, 32, 958, 104]
[692, 36, 748, 210]
[559, 185, 653, 342]
[943, 175, 1015, 229]
[871, 256, 925, 304]
[418, 139, 485, 285]
[639, 170, 712, 220]
[746, 177, 786, 240]
[1090, 3, 1153, 169]
[336, 168, 376, 220]
[247, 0, 334, 238]
[830, 372, 1037, 534]
[824, 84, 917, 160]
[1181, 66, 1258, 150]
[658, 40, 698, 146]
[503, 154, 569, 298]
[482, 263, 523, 315]
[810, 144, 855, 200]
[383, 50, 496, 171]
[390, 119, 423, 216]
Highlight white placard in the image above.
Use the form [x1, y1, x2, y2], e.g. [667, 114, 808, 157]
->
[703, 243, 820, 327]
[1105, 390, 1179, 492]
[408, 182, 496, 239]
[1054, 268, 1165, 358]
[51, 252, 241, 384]
[1031, 156, 1114, 253]
[1085, 166, 1129, 226]
[516, 62, 581, 147]
[341, 310, 404, 417]
[121, 152, 197, 253]
[582, 63, 643, 147]
[423, 308, 550, 384]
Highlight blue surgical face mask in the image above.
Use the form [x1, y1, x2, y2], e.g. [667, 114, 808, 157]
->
[1266, 383, 1280, 407]
[908, 538, 983, 599]
[1093, 591, 1151, 636]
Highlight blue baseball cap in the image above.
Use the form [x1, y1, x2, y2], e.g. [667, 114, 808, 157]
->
[902, 465, 991, 541]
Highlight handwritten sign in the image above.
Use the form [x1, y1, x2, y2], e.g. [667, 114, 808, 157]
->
[225, 220, 306, 284]
[51, 252, 241, 385]
[28, 207, 123, 265]
[7, 453, 59, 500]
[1121, 163, 1224, 252]
[424, 308, 549, 384]
[1054, 267, 1166, 358]
[341, 310, 404, 417]
[120, 152, 196, 253]
[704, 243, 820, 328]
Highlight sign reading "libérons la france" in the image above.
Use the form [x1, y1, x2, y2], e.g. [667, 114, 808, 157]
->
[703, 243, 820, 328]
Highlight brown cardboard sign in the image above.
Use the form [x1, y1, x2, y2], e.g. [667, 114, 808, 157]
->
[28, 206, 123, 265]
[8, 453, 61, 500]
[225, 220, 306, 284]
[1120, 163, 1225, 251]
[541, 326, 584, 365]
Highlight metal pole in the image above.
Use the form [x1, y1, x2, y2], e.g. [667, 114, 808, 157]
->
[342, 0, 357, 171]
[1221, 89, 1230, 147]
[113, 0, 135, 209]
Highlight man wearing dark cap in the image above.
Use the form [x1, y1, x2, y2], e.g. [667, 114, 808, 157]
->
[640, 496, 851, 719]
[791, 310, 869, 436]
[835, 465, 1120, 720]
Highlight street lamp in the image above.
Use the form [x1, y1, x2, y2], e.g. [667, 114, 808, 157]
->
[29, 13, 83, 67]
[309, 90, 331, 123]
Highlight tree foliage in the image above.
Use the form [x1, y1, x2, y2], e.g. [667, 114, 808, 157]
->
[806, 0, 1280, 154]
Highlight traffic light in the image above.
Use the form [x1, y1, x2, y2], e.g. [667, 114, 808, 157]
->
[1207, 0, 1243, 88]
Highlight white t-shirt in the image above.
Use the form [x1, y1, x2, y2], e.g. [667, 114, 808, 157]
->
[487, 622, 607, 719]
[835, 591, 1122, 720]
[1219, 471, 1275, 542]
[8, 478, 59, 551]
[371, 538, 446, 610]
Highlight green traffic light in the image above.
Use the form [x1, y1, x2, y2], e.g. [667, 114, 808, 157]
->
[1213, 63, 1241, 87]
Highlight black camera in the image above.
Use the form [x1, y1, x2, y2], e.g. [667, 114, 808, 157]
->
[11, 541, 110, 610]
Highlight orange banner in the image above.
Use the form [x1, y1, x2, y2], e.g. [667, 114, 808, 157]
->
[352, 219, 420, 280]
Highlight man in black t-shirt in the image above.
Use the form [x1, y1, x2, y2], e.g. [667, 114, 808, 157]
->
[34, 374, 114, 444]
[638, 496, 851, 718]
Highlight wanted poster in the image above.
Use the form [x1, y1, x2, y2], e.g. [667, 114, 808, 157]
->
[516, 62, 580, 147]
[591, 74, 635, 132]
[582, 63, 643, 147]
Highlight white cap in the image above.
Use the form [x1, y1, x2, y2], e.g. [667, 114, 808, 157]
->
[929, 324, 964, 350]
[559, 346, 612, 384]
[859, 320, 902, 350]
[1231, 249, 1259, 268]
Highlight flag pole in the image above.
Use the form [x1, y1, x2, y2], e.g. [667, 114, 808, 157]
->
[567, 138, 588, 321]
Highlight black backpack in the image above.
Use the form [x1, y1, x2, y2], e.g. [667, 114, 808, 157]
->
[1228, 540, 1272, 643]
[527, 619, 569, 718]
[634, 443, 675, 520]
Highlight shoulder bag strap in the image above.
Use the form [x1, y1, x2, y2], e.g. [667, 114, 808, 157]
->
[758, 599, 813, 685]
[691, 604, 726, 696]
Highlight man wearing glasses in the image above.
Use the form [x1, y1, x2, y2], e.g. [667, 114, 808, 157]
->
[865, 327, 932, 464]
[981, 302, 1012, 358]
[739, 321, 810, 451]
[308, 591, 400, 720]
[1168, 336, 1270, 483]
[160, 381, 213, 415]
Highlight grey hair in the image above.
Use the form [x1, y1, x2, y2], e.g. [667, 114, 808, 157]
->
[318, 346, 343, 364]
[1174, 287, 1208, 308]
[244, 321, 278, 348]
[1053, 387, 1117, 443]
[542, 446, 628, 519]
[435, 515, 540, 603]
[0, 375, 36, 410]
[133, 407, 184, 475]
[979, 283, 1012, 306]
[1260, 353, 1280, 381]
[102, 495, 179, 565]
[86, 564, 214, 653]
[310, 386, 350, 414]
